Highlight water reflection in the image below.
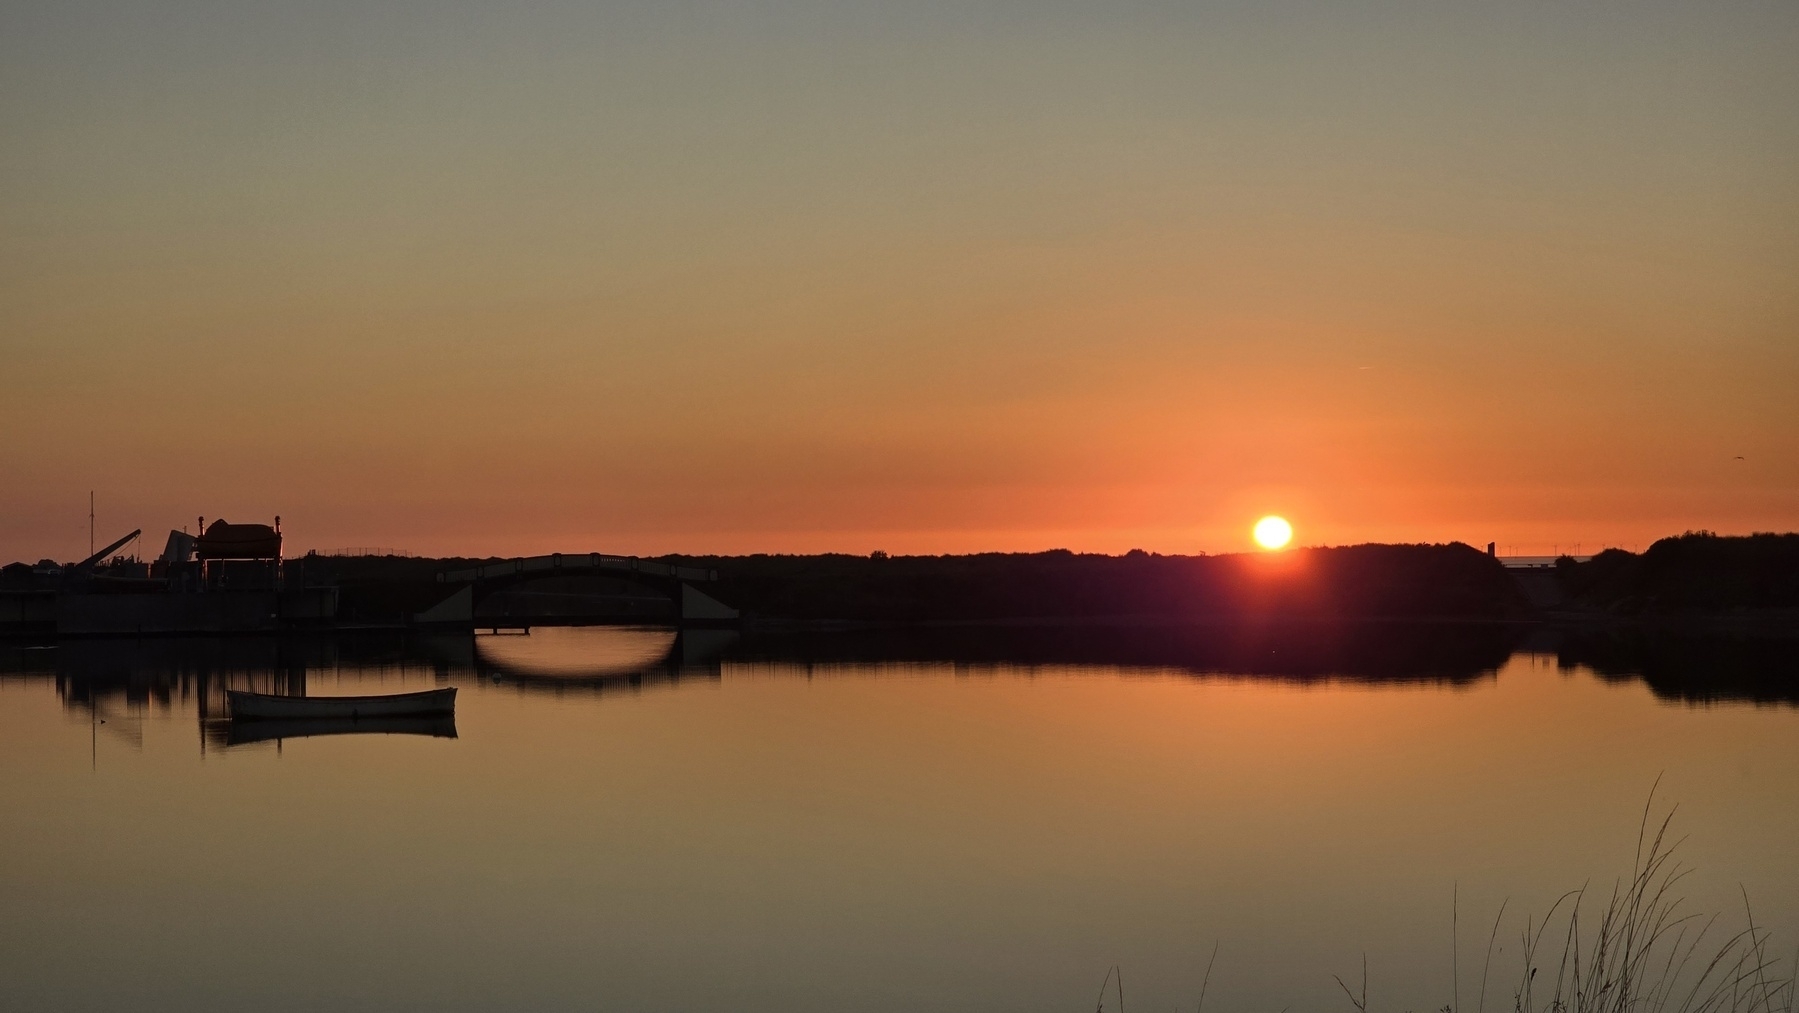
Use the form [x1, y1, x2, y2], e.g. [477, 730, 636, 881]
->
[726, 620, 1529, 684]
[1555, 627, 1799, 705]
[0, 623, 1795, 1013]
[3, 623, 1796, 730]
[0, 628, 735, 752]
[2, 635, 443, 744]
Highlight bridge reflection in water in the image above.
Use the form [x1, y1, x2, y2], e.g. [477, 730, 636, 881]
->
[441, 625, 738, 692]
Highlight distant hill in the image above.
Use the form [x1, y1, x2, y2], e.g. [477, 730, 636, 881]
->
[1554, 532, 1799, 613]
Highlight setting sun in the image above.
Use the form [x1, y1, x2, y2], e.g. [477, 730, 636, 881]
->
[1253, 516, 1293, 550]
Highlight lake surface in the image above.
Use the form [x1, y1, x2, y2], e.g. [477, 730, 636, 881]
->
[2, 625, 1795, 1012]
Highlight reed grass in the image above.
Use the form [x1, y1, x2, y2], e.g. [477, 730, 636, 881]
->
[1101, 791, 1794, 1013]
[1473, 794, 1795, 1013]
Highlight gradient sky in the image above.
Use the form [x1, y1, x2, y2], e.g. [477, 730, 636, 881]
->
[4, 0, 1796, 560]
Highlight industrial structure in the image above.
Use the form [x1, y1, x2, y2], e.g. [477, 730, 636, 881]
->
[1, 516, 738, 636]
[0, 517, 339, 635]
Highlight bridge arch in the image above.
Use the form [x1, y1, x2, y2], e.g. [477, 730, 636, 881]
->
[415, 554, 738, 626]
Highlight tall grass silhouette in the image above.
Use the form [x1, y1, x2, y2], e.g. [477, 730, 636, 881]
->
[1100, 791, 1794, 1013]
[1468, 793, 1794, 1013]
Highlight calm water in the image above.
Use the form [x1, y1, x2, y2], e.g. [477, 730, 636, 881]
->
[2, 625, 1795, 1013]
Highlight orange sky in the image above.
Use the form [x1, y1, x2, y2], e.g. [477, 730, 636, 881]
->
[3, 1, 1796, 561]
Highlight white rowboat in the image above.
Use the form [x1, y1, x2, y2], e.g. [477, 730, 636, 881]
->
[227, 687, 457, 720]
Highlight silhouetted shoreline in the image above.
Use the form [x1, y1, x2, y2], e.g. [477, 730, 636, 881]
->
[8, 535, 1799, 640]
[1550, 532, 1799, 614]
[673, 541, 1533, 622]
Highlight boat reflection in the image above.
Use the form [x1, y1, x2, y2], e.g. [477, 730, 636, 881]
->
[211, 714, 458, 748]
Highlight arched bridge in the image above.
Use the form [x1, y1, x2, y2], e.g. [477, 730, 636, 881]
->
[414, 553, 739, 626]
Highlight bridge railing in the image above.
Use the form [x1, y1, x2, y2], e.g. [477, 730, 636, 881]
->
[437, 554, 716, 584]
